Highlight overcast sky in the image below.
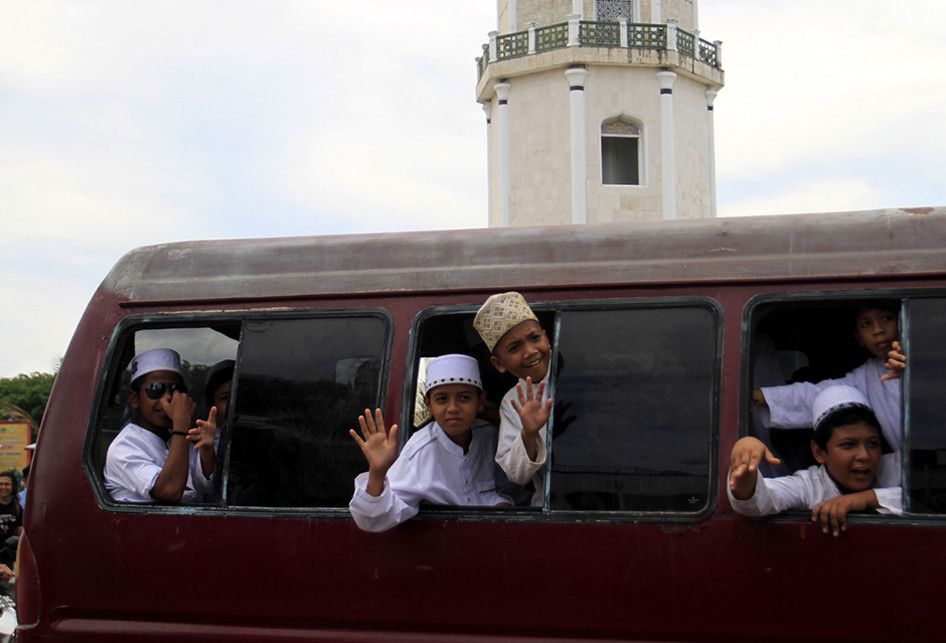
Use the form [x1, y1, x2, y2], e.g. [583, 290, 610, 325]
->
[2, 1, 945, 377]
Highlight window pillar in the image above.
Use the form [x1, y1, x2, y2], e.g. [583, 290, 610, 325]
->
[650, 0, 661, 24]
[482, 103, 494, 224]
[656, 70, 676, 220]
[495, 81, 512, 227]
[705, 89, 718, 218]
[565, 67, 589, 224]
[507, 0, 518, 32]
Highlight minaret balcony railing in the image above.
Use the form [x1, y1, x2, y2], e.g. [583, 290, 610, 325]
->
[479, 21, 720, 80]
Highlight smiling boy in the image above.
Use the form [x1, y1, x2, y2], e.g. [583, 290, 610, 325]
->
[474, 291, 554, 507]
[730, 384, 901, 536]
[348, 354, 511, 532]
[752, 302, 906, 485]
[104, 348, 218, 503]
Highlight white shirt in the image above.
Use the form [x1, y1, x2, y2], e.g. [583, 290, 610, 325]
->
[728, 464, 902, 516]
[761, 357, 901, 485]
[104, 422, 214, 503]
[349, 421, 511, 532]
[496, 375, 550, 507]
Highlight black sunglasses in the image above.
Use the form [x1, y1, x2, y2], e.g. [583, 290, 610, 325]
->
[143, 381, 188, 400]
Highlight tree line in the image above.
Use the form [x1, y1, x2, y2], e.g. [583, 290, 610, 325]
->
[0, 372, 56, 430]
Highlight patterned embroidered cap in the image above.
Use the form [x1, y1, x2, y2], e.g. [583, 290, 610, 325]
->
[473, 291, 539, 351]
[129, 348, 184, 384]
[424, 354, 483, 394]
[811, 384, 871, 432]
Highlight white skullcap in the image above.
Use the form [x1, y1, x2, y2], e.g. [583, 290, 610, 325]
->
[473, 291, 539, 352]
[129, 348, 184, 384]
[811, 384, 871, 432]
[424, 354, 482, 394]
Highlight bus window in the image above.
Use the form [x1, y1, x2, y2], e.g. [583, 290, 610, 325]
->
[550, 305, 718, 512]
[905, 298, 946, 514]
[226, 315, 389, 508]
[90, 323, 240, 505]
[746, 297, 905, 504]
[89, 312, 390, 511]
[409, 300, 720, 516]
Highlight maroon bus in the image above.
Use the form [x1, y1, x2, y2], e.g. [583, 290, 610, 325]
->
[18, 207, 946, 641]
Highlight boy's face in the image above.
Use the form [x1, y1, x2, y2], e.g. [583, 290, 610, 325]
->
[212, 380, 232, 419]
[425, 384, 483, 446]
[854, 307, 898, 358]
[129, 370, 186, 432]
[811, 421, 882, 492]
[490, 320, 551, 382]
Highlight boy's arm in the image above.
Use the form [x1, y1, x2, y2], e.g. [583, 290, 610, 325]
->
[510, 377, 552, 461]
[729, 437, 781, 501]
[881, 340, 907, 381]
[811, 487, 901, 538]
[495, 381, 548, 485]
[188, 406, 218, 480]
[349, 408, 399, 497]
[150, 392, 196, 503]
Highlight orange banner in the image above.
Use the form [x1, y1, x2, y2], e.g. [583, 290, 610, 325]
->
[0, 422, 31, 473]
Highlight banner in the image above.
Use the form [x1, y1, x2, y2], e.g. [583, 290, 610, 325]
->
[0, 422, 32, 472]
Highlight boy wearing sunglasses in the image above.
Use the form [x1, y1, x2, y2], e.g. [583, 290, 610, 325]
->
[104, 348, 217, 503]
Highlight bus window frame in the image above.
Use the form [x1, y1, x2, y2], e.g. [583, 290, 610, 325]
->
[83, 307, 394, 517]
[738, 288, 946, 526]
[406, 295, 723, 525]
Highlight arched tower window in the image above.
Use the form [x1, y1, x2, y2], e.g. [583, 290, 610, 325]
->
[601, 116, 641, 185]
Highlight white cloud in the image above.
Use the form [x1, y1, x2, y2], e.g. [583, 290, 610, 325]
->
[719, 176, 883, 218]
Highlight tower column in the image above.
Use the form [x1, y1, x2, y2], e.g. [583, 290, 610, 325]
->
[705, 89, 718, 218]
[656, 70, 677, 220]
[507, 0, 518, 32]
[482, 103, 494, 224]
[495, 81, 512, 227]
[650, 0, 662, 24]
[565, 66, 589, 225]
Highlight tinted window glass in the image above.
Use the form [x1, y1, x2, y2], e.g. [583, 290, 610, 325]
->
[226, 316, 387, 508]
[907, 298, 946, 513]
[550, 306, 717, 512]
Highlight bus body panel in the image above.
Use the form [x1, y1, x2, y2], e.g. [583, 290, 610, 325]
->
[20, 208, 946, 641]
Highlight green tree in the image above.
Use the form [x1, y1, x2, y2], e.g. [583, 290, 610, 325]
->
[0, 372, 56, 428]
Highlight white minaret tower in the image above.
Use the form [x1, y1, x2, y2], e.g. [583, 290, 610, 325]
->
[476, 0, 724, 226]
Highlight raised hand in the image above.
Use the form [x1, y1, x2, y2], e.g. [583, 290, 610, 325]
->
[881, 340, 907, 381]
[350, 408, 399, 496]
[729, 436, 781, 500]
[511, 377, 552, 437]
[189, 406, 218, 451]
[163, 391, 196, 431]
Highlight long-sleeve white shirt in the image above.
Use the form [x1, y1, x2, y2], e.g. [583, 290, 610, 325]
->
[761, 357, 901, 449]
[104, 422, 214, 503]
[495, 376, 550, 507]
[349, 421, 511, 532]
[728, 464, 902, 516]
[761, 357, 901, 485]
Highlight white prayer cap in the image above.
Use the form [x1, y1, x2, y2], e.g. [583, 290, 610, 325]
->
[473, 291, 539, 351]
[424, 354, 482, 394]
[129, 348, 184, 384]
[811, 384, 871, 432]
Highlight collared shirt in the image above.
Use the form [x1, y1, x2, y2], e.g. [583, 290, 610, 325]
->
[104, 422, 214, 503]
[350, 421, 511, 532]
[728, 463, 902, 516]
[496, 370, 550, 507]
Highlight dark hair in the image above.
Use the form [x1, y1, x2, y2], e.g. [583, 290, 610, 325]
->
[813, 406, 884, 450]
[205, 360, 235, 407]
[851, 300, 900, 325]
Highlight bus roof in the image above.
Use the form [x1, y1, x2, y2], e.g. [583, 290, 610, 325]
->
[103, 207, 946, 304]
